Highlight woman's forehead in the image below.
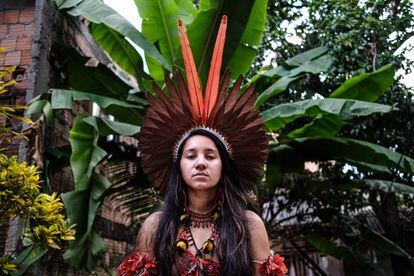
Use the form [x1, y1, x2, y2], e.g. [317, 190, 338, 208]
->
[182, 135, 218, 151]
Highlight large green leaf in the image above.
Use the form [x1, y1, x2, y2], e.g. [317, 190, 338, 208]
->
[330, 64, 394, 101]
[70, 116, 106, 191]
[261, 98, 395, 131]
[186, 0, 263, 86]
[340, 216, 413, 264]
[62, 190, 104, 271]
[70, 115, 140, 191]
[27, 92, 53, 124]
[287, 114, 345, 138]
[11, 245, 48, 275]
[135, 0, 198, 81]
[89, 23, 149, 87]
[254, 75, 302, 107]
[64, 115, 139, 271]
[50, 89, 148, 109]
[264, 144, 304, 196]
[226, 0, 267, 78]
[282, 47, 329, 67]
[364, 229, 413, 260]
[254, 47, 332, 106]
[56, 45, 135, 100]
[82, 116, 140, 137]
[29, 42, 150, 124]
[57, 0, 170, 71]
[271, 137, 414, 174]
[355, 179, 414, 195]
[50, 89, 147, 124]
[306, 234, 386, 275]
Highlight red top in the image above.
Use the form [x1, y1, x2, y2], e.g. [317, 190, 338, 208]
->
[117, 251, 287, 276]
[175, 249, 220, 276]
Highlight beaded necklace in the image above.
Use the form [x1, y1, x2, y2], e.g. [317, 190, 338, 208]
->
[176, 205, 221, 258]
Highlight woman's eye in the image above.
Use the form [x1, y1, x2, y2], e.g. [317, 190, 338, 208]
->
[207, 155, 216, 160]
[186, 155, 195, 159]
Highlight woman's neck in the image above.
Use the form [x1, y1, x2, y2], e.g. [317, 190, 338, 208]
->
[187, 188, 218, 214]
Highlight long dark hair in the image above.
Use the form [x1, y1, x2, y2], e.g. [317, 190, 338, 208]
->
[154, 129, 257, 276]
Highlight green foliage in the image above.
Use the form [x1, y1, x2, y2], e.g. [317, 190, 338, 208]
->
[185, 0, 267, 84]
[0, 49, 75, 275]
[262, 98, 395, 131]
[0, 57, 31, 144]
[0, 155, 40, 218]
[306, 234, 386, 275]
[23, 193, 76, 250]
[253, 46, 332, 106]
[135, 0, 198, 81]
[89, 22, 150, 85]
[63, 114, 138, 271]
[56, 0, 170, 73]
[0, 254, 18, 275]
[330, 64, 395, 101]
[256, 1, 414, 273]
[0, 153, 75, 274]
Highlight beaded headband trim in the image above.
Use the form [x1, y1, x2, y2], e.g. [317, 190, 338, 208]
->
[173, 127, 232, 161]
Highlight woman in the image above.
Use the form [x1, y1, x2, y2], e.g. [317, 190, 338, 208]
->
[118, 16, 287, 276]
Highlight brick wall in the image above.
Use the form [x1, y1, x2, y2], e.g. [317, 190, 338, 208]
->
[0, 6, 35, 160]
[0, 3, 36, 257]
[0, 7, 35, 91]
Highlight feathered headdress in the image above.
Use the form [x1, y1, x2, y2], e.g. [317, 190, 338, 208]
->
[139, 16, 268, 194]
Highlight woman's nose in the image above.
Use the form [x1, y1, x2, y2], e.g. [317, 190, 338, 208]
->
[195, 157, 207, 169]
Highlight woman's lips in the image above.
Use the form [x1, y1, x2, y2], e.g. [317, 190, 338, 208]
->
[193, 173, 208, 178]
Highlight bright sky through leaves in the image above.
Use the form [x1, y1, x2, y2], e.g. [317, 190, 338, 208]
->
[105, 0, 413, 88]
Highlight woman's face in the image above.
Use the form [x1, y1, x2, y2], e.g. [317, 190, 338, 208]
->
[180, 135, 222, 192]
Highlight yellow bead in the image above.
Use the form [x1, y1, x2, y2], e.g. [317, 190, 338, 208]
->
[177, 240, 188, 249]
[180, 214, 189, 221]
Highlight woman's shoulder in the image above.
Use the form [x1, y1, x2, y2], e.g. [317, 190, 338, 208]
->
[244, 210, 270, 261]
[135, 211, 162, 251]
[244, 210, 267, 233]
[141, 211, 162, 229]
[244, 210, 268, 237]
[244, 210, 264, 224]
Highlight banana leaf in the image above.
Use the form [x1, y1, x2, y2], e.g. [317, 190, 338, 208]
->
[56, 45, 135, 100]
[306, 234, 386, 275]
[287, 114, 345, 138]
[56, 0, 170, 71]
[269, 137, 414, 174]
[261, 98, 395, 131]
[63, 115, 139, 271]
[330, 64, 394, 102]
[254, 47, 332, 106]
[11, 245, 48, 275]
[89, 23, 150, 88]
[50, 89, 147, 125]
[186, 0, 266, 86]
[135, 0, 198, 81]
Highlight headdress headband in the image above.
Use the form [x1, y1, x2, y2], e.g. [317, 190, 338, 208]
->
[139, 16, 268, 195]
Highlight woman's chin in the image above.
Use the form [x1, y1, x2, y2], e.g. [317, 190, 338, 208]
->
[187, 182, 218, 191]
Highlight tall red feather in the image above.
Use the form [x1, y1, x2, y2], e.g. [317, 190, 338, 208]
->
[178, 19, 204, 122]
[203, 15, 227, 125]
